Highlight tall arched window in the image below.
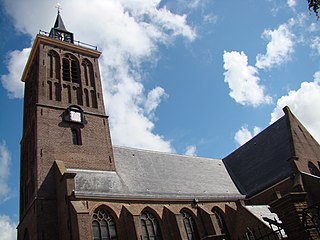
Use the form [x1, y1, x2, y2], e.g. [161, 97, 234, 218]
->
[92, 208, 118, 240]
[212, 208, 230, 238]
[140, 210, 162, 240]
[62, 54, 79, 83]
[82, 59, 95, 87]
[47, 50, 60, 80]
[62, 58, 70, 81]
[82, 59, 98, 108]
[181, 210, 199, 240]
[47, 50, 61, 101]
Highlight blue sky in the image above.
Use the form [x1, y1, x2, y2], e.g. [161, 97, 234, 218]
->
[0, 0, 320, 238]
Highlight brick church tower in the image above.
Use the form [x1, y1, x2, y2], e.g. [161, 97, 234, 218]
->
[18, 11, 115, 239]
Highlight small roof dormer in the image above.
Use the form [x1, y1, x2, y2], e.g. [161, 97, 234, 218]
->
[49, 7, 74, 43]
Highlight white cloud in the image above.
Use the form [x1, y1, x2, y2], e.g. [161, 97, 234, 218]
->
[0, 141, 11, 202]
[144, 87, 167, 117]
[1, 48, 29, 99]
[256, 24, 294, 69]
[270, 71, 320, 143]
[203, 14, 218, 24]
[311, 37, 320, 55]
[0, 215, 16, 240]
[223, 51, 272, 107]
[234, 126, 261, 146]
[188, 0, 202, 9]
[287, 0, 297, 8]
[174, 0, 202, 10]
[3, 0, 196, 152]
[185, 145, 197, 156]
[308, 23, 319, 32]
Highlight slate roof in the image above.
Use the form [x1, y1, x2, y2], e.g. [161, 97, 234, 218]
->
[222, 107, 319, 198]
[69, 146, 244, 201]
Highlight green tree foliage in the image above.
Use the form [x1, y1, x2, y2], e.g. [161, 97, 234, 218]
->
[308, 0, 320, 18]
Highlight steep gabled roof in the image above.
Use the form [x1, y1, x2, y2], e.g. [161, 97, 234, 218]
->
[283, 107, 320, 163]
[53, 12, 68, 32]
[223, 106, 320, 198]
[70, 146, 243, 201]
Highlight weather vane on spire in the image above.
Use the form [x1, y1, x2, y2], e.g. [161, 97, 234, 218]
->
[55, 2, 62, 15]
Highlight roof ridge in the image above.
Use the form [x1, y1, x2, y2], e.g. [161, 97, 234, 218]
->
[112, 145, 222, 161]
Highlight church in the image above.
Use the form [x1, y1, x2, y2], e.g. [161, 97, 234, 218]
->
[17, 11, 320, 240]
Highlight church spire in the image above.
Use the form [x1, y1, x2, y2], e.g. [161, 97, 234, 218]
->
[53, 11, 67, 32]
[49, 3, 74, 43]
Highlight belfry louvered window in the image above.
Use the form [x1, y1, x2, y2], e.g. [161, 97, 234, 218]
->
[181, 210, 199, 240]
[92, 208, 118, 240]
[62, 54, 79, 83]
[140, 211, 162, 240]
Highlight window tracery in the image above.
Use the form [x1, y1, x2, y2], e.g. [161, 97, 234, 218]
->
[92, 207, 118, 240]
[212, 208, 230, 238]
[181, 210, 199, 240]
[140, 210, 162, 240]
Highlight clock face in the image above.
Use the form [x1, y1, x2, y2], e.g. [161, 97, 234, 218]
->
[70, 111, 82, 123]
[55, 32, 72, 43]
[55, 32, 64, 40]
[64, 34, 72, 42]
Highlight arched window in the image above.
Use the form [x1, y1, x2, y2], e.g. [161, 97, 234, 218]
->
[181, 210, 199, 240]
[140, 210, 162, 240]
[47, 50, 61, 101]
[212, 208, 228, 234]
[82, 59, 98, 108]
[92, 208, 118, 240]
[82, 59, 95, 87]
[62, 58, 70, 81]
[62, 54, 79, 83]
[71, 129, 81, 145]
[47, 50, 60, 80]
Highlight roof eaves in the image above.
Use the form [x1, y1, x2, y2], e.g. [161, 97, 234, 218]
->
[73, 191, 245, 202]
